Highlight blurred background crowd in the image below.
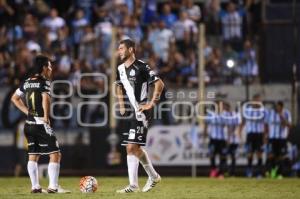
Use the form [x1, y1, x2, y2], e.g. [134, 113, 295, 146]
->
[0, 0, 262, 88]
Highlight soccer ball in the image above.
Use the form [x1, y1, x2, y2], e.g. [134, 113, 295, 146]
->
[79, 176, 98, 193]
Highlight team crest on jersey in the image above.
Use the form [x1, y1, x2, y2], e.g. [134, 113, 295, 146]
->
[129, 69, 136, 76]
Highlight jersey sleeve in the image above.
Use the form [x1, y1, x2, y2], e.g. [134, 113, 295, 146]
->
[144, 64, 159, 85]
[41, 80, 51, 96]
[264, 109, 269, 123]
[285, 110, 292, 124]
[15, 81, 25, 97]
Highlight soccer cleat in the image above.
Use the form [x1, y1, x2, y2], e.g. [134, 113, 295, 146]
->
[47, 186, 71, 194]
[31, 188, 42, 193]
[142, 175, 161, 192]
[116, 185, 140, 193]
[58, 186, 71, 193]
[47, 188, 58, 193]
[246, 168, 253, 178]
[271, 167, 278, 179]
[209, 169, 218, 178]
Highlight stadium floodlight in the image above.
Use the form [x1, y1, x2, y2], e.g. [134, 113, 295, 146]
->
[226, 59, 235, 68]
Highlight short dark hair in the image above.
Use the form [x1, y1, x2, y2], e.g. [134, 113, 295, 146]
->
[277, 101, 284, 107]
[32, 55, 50, 75]
[252, 93, 261, 100]
[119, 39, 135, 51]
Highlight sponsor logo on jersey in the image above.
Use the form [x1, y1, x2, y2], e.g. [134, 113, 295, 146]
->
[129, 69, 136, 76]
[24, 82, 40, 89]
[149, 70, 156, 76]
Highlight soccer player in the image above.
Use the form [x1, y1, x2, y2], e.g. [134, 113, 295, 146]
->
[204, 101, 227, 179]
[239, 94, 267, 178]
[11, 55, 70, 193]
[265, 101, 291, 179]
[223, 103, 241, 176]
[115, 39, 164, 193]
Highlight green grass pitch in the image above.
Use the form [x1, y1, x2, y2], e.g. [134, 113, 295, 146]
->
[0, 177, 300, 199]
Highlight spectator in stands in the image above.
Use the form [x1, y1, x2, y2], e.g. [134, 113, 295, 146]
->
[141, 0, 158, 25]
[238, 39, 259, 84]
[159, 3, 178, 29]
[42, 8, 66, 42]
[124, 15, 143, 44]
[204, 0, 221, 46]
[181, 0, 201, 23]
[79, 25, 97, 65]
[23, 14, 38, 40]
[71, 9, 89, 58]
[220, 1, 244, 51]
[148, 19, 174, 63]
[94, 6, 113, 59]
[205, 47, 223, 84]
[172, 10, 198, 54]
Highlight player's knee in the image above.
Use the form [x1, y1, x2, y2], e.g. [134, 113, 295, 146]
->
[28, 154, 39, 162]
[49, 152, 61, 163]
[126, 144, 139, 155]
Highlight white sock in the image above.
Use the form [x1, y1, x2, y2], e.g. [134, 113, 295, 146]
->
[48, 162, 60, 189]
[27, 161, 40, 189]
[127, 155, 139, 187]
[139, 149, 158, 179]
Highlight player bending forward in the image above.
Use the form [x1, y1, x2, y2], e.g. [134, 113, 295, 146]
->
[11, 55, 70, 194]
[115, 39, 164, 193]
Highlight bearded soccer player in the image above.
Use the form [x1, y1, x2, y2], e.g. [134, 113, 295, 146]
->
[115, 39, 164, 193]
[11, 55, 70, 194]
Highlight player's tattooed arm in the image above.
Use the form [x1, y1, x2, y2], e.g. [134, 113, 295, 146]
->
[139, 79, 164, 112]
[11, 91, 29, 115]
[116, 85, 125, 115]
[42, 93, 51, 124]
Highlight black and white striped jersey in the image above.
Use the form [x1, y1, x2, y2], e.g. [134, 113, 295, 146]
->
[116, 59, 159, 105]
[15, 75, 51, 122]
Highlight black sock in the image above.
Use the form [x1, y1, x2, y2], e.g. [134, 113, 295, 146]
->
[247, 156, 253, 169]
[231, 153, 236, 175]
[219, 155, 227, 175]
[257, 158, 263, 175]
[211, 154, 216, 169]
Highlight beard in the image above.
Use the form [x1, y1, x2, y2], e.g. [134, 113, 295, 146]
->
[120, 50, 130, 62]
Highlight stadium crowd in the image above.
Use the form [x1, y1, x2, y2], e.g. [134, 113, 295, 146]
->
[0, 0, 262, 88]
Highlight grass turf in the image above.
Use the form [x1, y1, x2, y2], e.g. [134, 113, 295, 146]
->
[0, 177, 300, 199]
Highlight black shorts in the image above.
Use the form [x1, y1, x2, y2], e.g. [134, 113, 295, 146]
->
[121, 119, 148, 146]
[228, 144, 238, 155]
[209, 139, 227, 155]
[121, 111, 151, 146]
[24, 123, 60, 155]
[246, 133, 263, 153]
[268, 139, 287, 157]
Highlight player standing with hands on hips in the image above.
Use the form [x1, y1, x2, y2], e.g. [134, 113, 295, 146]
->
[115, 39, 164, 193]
[11, 55, 70, 194]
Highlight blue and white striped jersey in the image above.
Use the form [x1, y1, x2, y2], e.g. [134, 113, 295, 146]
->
[243, 106, 267, 134]
[205, 112, 227, 140]
[222, 111, 241, 144]
[266, 109, 291, 139]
